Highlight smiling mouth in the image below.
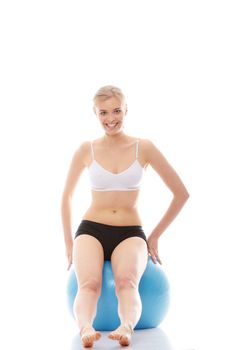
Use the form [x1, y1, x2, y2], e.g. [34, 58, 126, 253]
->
[105, 122, 119, 129]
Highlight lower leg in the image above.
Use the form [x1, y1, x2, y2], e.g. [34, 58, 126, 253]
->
[108, 237, 148, 346]
[117, 286, 142, 328]
[73, 288, 101, 347]
[72, 235, 104, 347]
[108, 286, 141, 346]
[73, 288, 100, 329]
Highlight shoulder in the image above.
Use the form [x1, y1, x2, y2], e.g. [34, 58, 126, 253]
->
[138, 137, 155, 148]
[79, 140, 92, 152]
[138, 138, 167, 165]
[72, 140, 91, 156]
[138, 138, 154, 148]
[138, 138, 157, 154]
[71, 140, 92, 166]
[138, 137, 174, 176]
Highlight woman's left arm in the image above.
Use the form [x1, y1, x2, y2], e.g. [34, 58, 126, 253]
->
[143, 139, 189, 263]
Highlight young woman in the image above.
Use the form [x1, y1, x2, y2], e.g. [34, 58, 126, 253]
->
[61, 85, 189, 347]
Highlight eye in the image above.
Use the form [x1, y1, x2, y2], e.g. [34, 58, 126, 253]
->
[114, 109, 121, 114]
[100, 111, 107, 116]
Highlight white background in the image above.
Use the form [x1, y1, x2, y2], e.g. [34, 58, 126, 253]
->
[0, 1, 232, 349]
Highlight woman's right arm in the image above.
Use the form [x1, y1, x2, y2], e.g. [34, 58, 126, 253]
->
[61, 141, 89, 269]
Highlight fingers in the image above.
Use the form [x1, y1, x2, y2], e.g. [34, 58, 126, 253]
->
[67, 261, 72, 271]
[150, 253, 157, 264]
[148, 251, 162, 265]
[67, 254, 72, 270]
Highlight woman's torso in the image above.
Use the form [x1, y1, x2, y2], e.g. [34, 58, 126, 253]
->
[82, 136, 148, 226]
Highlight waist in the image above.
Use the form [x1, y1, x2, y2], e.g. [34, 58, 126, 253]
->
[82, 207, 142, 226]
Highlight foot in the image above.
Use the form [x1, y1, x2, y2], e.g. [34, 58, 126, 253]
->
[108, 324, 134, 346]
[80, 326, 101, 348]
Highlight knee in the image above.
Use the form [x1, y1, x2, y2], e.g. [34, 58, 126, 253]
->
[79, 278, 102, 294]
[115, 275, 138, 293]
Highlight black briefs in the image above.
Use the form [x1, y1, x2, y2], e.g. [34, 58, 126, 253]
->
[74, 219, 148, 260]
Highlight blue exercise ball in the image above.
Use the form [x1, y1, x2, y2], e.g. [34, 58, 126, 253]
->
[67, 257, 170, 331]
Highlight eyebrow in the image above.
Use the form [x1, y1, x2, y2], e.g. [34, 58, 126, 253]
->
[99, 107, 121, 112]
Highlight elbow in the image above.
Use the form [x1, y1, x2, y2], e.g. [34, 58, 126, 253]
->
[183, 189, 190, 200]
[173, 188, 190, 203]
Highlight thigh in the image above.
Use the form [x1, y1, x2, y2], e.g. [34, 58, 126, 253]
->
[73, 234, 104, 285]
[111, 237, 148, 284]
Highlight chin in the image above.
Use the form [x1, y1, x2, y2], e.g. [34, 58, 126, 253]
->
[103, 124, 124, 135]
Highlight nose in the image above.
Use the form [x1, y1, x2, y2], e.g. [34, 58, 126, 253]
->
[107, 113, 116, 122]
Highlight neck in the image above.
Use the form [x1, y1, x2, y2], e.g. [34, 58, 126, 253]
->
[103, 131, 127, 145]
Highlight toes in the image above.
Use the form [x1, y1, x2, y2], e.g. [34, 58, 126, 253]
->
[119, 335, 130, 346]
[108, 332, 121, 340]
[81, 335, 93, 348]
[108, 325, 133, 346]
[95, 332, 101, 340]
[108, 331, 131, 345]
[81, 332, 101, 347]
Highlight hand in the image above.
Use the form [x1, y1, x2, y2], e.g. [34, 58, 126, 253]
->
[66, 241, 73, 271]
[147, 235, 162, 265]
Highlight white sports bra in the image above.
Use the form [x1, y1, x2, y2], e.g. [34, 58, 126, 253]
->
[88, 139, 145, 192]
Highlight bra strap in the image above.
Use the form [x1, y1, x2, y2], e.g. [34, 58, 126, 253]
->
[90, 142, 94, 160]
[136, 139, 139, 159]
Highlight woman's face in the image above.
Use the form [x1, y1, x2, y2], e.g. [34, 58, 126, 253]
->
[94, 96, 127, 135]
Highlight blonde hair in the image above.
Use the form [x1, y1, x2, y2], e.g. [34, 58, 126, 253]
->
[93, 85, 126, 110]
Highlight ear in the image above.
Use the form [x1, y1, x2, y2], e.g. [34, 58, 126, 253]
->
[124, 104, 128, 115]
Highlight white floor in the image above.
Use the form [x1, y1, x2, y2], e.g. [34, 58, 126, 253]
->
[70, 328, 187, 350]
